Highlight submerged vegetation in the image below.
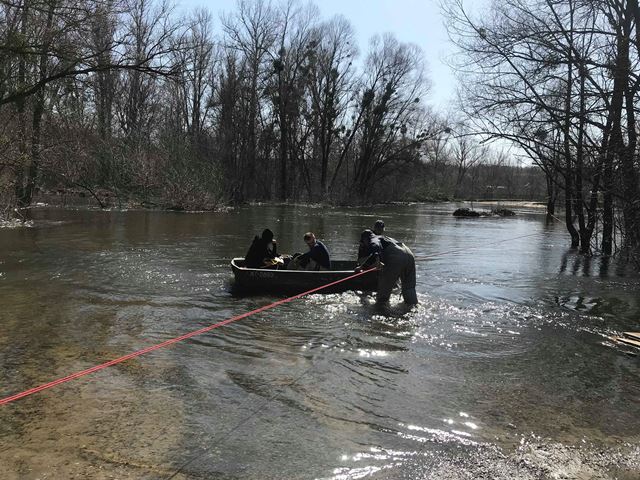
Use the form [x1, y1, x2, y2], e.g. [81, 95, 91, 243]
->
[445, 0, 640, 263]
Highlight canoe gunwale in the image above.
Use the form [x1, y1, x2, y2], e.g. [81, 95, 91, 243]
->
[230, 257, 376, 293]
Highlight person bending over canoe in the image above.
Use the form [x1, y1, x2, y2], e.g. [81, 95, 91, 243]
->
[356, 229, 418, 305]
[244, 228, 279, 268]
[289, 232, 331, 271]
[359, 219, 399, 263]
[372, 219, 398, 243]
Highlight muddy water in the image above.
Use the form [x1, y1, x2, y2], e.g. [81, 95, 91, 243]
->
[1, 203, 639, 479]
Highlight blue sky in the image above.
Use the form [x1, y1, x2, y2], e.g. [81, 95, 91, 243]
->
[178, 0, 488, 110]
[306, 0, 455, 108]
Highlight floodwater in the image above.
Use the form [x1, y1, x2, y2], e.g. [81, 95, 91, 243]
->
[1, 203, 639, 480]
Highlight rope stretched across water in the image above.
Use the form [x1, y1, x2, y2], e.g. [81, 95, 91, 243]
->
[0, 269, 376, 406]
[414, 232, 546, 261]
[1, 232, 545, 406]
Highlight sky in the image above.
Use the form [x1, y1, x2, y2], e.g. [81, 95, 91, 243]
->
[300, 0, 457, 108]
[178, 0, 488, 111]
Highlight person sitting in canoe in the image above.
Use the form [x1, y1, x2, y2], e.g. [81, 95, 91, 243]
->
[356, 229, 418, 305]
[288, 232, 331, 271]
[244, 228, 281, 268]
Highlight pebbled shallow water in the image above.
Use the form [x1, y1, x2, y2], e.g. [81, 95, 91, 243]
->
[1, 203, 639, 479]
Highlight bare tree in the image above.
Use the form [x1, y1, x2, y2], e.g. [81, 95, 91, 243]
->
[444, 0, 640, 258]
[307, 15, 357, 200]
[449, 129, 486, 198]
[350, 33, 430, 199]
[221, 0, 277, 200]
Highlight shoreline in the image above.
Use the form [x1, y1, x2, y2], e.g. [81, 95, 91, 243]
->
[0, 197, 549, 228]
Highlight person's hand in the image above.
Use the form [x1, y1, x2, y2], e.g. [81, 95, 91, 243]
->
[354, 266, 363, 273]
[375, 260, 384, 270]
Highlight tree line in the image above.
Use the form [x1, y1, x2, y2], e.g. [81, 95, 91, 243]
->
[445, 0, 640, 263]
[0, 0, 547, 216]
[7, 0, 632, 262]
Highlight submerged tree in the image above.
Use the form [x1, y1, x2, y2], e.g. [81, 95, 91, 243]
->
[445, 0, 640, 261]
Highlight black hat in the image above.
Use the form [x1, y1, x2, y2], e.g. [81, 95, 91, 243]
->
[261, 228, 274, 242]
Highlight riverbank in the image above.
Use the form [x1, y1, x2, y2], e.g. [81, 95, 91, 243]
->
[8, 187, 547, 214]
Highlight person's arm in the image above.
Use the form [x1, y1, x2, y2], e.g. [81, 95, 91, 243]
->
[296, 250, 311, 267]
[355, 241, 383, 271]
[359, 252, 380, 268]
[266, 239, 277, 258]
[355, 253, 380, 272]
[309, 245, 323, 265]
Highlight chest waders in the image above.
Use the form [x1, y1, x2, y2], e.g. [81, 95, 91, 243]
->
[378, 239, 418, 305]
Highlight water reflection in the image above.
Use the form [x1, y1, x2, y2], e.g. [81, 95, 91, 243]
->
[559, 249, 632, 278]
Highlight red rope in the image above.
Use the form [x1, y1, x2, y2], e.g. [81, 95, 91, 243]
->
[0, 269, 375, 406]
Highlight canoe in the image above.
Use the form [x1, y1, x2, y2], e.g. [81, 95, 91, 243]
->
[612, 336, 640, 349]
[230, 258, 378, 293]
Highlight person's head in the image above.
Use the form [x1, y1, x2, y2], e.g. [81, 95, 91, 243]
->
[261, 228, 274, 242]
[360, 229, 375, 246]
[303, 232, 316, 249]
[373, 220, 385, 235]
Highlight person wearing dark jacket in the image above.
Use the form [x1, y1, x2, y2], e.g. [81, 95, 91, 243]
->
[291, 232, 331, 271]
[372, 219, 398, 243]
[357, 229, 417, 305]
[359, 219, 395, 262]
[373, 219, 385, 236]
[244, 228, 278, 268]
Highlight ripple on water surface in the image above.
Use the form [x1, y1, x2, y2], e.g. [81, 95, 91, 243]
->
[1, 205, 639, 479]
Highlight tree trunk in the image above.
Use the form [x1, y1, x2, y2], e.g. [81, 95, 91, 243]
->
[278, 71, 288, 201]
[546, 175, 555, 217]
[21, 0, 56, 207]
[14, 1, 30, 207]
[563, 3, 579, 248]
[575, 68, 590, 254]
[621, 1, 640, 251]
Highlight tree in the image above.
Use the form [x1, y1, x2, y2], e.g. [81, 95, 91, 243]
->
[307, 15, 357, 200]
[448, 127, 486, 198]
[221, 0, 277, 200]
[444, 0, 640, 259]
[1, 0, 181, 208]
[350, 33, 430, 199]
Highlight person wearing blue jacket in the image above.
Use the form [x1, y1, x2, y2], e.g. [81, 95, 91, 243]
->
[292, 232, 331, 271]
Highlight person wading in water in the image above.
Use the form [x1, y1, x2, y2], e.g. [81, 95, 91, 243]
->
[357, 229, 417, 305]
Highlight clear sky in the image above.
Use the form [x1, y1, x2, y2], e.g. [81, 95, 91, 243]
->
[178, 0, 488, 111]
[302, 0, 456, 108]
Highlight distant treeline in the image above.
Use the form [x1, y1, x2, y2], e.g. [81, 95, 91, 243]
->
[0, 0, 545, 214]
